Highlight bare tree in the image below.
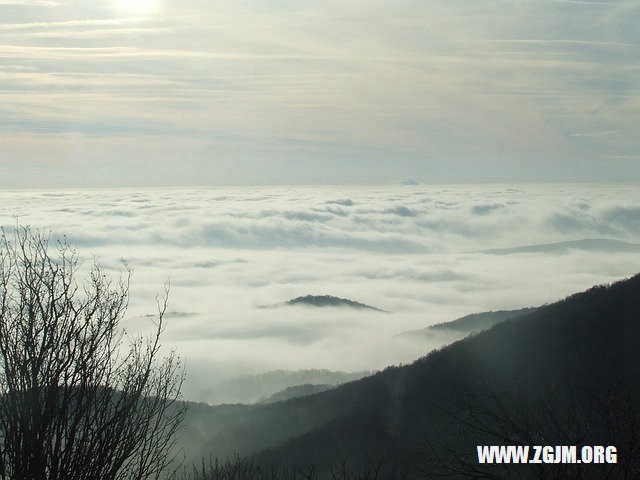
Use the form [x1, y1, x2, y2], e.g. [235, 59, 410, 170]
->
[0, 226, 186, 480]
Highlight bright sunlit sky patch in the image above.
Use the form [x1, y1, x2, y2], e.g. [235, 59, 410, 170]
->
[0, 0, 639, 186]
[111, 0, 161, 17]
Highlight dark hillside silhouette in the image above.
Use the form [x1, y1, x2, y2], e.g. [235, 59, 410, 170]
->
[197, 369, 369, 405]
[424, 307, 536, 333]
[259, 384, 334, 404]
[183, 274, 640, 478]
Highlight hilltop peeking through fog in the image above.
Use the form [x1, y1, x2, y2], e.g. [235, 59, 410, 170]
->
[1, 184, 639, 401]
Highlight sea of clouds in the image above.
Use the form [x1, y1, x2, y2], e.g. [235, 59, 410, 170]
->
[1, 184, 639, 401]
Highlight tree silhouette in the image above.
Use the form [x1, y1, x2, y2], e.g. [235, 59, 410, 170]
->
[0, 226, 186, 480]
[417, 375, 639, 479]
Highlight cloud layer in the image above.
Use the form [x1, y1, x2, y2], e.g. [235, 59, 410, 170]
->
[1, 185, 639, 400]
[1, 0, 639, 185]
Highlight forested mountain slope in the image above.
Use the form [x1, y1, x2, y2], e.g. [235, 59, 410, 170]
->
[182, 274, 640, 477]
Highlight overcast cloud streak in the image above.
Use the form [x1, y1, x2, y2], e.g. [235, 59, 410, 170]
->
[0, 0, 639, 186]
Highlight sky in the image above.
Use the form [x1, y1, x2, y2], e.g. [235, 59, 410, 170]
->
[2, 184, 639, 401]
[1, 0, 639, 187]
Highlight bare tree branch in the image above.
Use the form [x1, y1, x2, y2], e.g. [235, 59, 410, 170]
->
[0, 225, 186, 480]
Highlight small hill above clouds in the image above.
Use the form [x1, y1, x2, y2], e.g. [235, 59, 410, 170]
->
[259, 295, 386, 312]
[253, 274, 640, 474]
[400, 178, 419, 185]
[178, 273, 640, 475]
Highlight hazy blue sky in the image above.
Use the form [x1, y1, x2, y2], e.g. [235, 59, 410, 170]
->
[1, 0, 639, 187]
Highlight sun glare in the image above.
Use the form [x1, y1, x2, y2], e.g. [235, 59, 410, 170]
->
[112, 0, 160, 16]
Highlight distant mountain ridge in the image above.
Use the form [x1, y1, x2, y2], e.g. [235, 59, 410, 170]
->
[398, 307, 537, 337]
[259, 384, 334, 404]
[477, 238, 640, 255]
[253, 274, 640, 474]
[259, 295, 386, 312]
[428, 307, 537, 332]
[195, 369, 371, 405]
[179, 273, 640, 476]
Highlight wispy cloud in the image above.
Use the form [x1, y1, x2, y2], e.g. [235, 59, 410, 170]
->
[2, 27, 179, 38]
[570, 130, 621, 137]
[0, 0, 59, 5]
[486, 39, 636, 48]
[549, 0, 617, 5]
[0, 17, 150, 30]
[604, 154, 640, 160]
[0, 0, 639, 184]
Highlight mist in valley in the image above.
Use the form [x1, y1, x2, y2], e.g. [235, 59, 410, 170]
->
[2, 185, 639, 405]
